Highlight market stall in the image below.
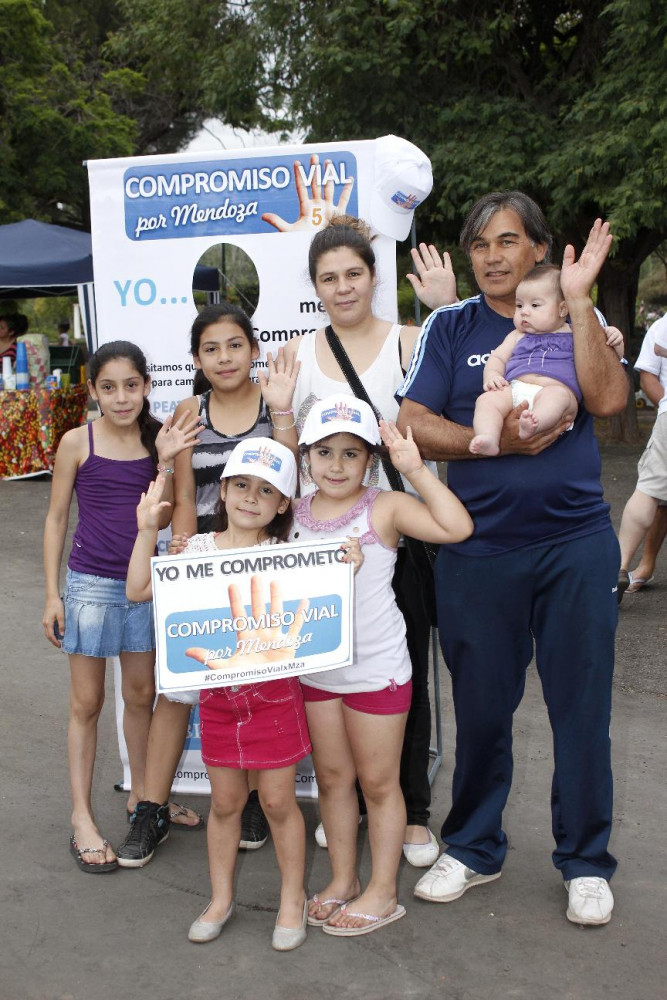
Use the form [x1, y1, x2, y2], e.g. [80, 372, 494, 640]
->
[0, 384, 88, 479]
[0, 220, 95, 476]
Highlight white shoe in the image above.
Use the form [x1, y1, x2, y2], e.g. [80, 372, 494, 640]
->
[188, 901, 234, 943]
[272, 899, 308, 952]
[402, 828, 440, 868]
[314, 815, 363, 849]
[414, 853, 501, 902]
[565, 877, 614, 926]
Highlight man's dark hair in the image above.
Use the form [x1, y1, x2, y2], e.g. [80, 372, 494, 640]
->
[460, 191, 552, 262]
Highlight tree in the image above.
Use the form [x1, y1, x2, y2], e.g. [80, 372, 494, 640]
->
[0, 0, 137, 226]
[105, 0, 269, 152]
[0, 0, 269, 228]
[252, 0, 667, 439]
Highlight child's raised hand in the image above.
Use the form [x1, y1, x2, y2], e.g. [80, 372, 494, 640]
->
[604, 325, 625, 359]
[155, 411, 203, 464]
[136, 476, 171, 532]
[168, 532, 190, 555]
[379, 420, 424, 477]
[258, 348, 301, 414]
[484, 374, 509, 391]
[340, 536, 364, 575]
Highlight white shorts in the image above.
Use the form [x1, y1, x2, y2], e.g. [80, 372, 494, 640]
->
[637, 412, 667, 500]
[510, 379, 542, 410]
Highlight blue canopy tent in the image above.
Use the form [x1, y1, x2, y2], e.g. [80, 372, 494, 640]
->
[0, 219, 97, 348]
[0, 219, 220, 350]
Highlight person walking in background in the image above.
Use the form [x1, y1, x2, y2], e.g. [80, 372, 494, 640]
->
[617, 314, 667, 601]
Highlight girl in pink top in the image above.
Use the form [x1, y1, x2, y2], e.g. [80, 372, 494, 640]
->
[294, 394, 473, 937]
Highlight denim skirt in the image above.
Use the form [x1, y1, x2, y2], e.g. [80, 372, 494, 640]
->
[61, 569, 155, 658]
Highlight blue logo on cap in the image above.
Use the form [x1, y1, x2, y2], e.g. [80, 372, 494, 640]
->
[242, 445, 282, 472]
[321, 402, 361, 425]
[390, 190, 421, 211]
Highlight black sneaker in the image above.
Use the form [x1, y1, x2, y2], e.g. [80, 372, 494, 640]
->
[239, 790, 269, 850]
[116, 801, 169, 868]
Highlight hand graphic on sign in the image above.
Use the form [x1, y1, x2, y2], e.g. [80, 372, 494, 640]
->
[261, 154, 355, 232]
[185, 575, 309, 670]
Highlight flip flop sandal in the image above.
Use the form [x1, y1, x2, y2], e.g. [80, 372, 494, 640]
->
[307, 894, 355, 927]
[626, 573, 655, 594]
[322, 903, 406, 937]
[69, 836, 118, 874]
[169, 802, 206, 831]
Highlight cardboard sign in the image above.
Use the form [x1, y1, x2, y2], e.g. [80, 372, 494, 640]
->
[152, 537, 354, 694]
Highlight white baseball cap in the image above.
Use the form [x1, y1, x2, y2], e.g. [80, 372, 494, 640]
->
[299, 394, 381, 447]
[221, 437, 297, 498]
[369, 135, 433, 242]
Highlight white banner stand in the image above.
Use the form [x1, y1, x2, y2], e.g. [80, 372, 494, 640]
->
[89, 136, 433, 802]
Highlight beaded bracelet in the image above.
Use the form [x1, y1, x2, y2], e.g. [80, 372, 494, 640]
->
[272, 419, 296, 430]
[157, 463, 175, 475]
[270, 408, 294, 416]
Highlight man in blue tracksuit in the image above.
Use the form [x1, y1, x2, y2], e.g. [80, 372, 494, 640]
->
[397, 191, 628, 926]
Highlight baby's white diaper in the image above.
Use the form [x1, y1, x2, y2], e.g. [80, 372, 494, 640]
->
[510, 379, 542, 410]
[510, 378, 574, 431]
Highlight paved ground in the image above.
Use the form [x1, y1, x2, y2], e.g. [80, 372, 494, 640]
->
[1, 426, 664, 1000]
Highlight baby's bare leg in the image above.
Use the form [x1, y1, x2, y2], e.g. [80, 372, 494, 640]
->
[470, 387, 514, 456]
[518, 384, 577, 440]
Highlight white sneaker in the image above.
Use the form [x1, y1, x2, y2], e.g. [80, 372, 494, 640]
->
[403, 828, 440, 868]
[314, 815, 363, 849]
[413, 853, 501, 902]
[565, 877, 614, 926]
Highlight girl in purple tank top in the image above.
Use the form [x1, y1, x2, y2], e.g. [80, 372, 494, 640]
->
[42, 341, 201, 873]
[470, 264, 624, 456]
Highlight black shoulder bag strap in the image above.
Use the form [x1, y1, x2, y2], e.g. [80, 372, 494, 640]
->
[324, 325, 438, 624]
[324, 325, 404, 493]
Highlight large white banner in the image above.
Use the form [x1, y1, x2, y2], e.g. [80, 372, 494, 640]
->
[93, 135, 430, 799]
[87, 139, 398, 415]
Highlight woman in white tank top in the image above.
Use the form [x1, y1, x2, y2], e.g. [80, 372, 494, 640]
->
[284, 216, 451, 866]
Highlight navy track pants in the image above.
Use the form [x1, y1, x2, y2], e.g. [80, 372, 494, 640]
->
[436, 527, 619, 881]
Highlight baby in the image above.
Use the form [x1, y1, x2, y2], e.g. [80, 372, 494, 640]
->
[470, 264, 623, 456]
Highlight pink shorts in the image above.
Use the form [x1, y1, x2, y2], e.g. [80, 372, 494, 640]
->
[199, 676, 311, 770]
[300, 679, 412, 716]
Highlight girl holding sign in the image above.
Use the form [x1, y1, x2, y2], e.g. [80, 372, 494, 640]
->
[116, 304, 300, 868]
[294, 394, 473, 936]
[42, 341, 201, 873]
[127, 438, 360, 950]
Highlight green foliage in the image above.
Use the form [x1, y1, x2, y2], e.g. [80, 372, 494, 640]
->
[0, 0, 136, 225]
[250, 0, 666, 437]
[254, 0, 667, 259]
[106, 0, 268, 151]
